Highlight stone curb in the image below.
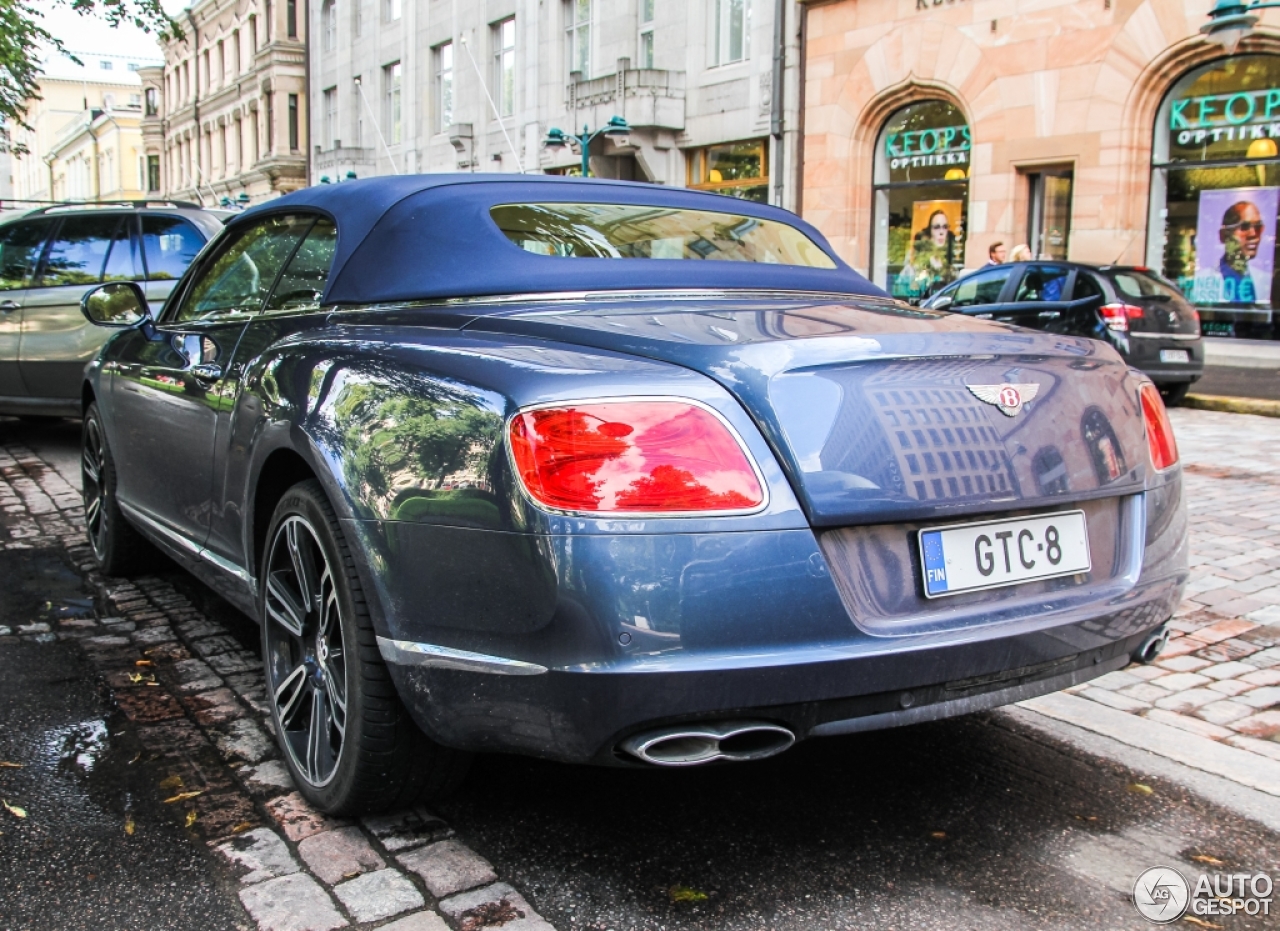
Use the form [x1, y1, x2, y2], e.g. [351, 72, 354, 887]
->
[1185, 393, 1280, 418]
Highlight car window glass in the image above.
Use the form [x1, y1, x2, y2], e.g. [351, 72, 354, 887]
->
[1012, 265, 1070, 302]
[264, 218, 337, 312]
[1072, 272, 1103, 302]
[38, 215, 121, 287]
[948, 267, 1012, 308]
[0, 220, 52, 291]
[175, 215, 313, 322]
[102, 218, 142, 282]
[141, 216, 206, 281]
[1112, 270, 1181, 300]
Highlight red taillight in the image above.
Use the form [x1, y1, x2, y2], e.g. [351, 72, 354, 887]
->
[508, 400, 765, 513]
[1140, 383, 1179, 471]
[1100, 303, 1144, 332]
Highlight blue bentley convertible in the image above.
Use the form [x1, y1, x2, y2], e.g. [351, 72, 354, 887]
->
[77, 176, 1187, 814]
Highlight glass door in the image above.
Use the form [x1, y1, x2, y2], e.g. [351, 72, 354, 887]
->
[1027, 168, 1073, 260]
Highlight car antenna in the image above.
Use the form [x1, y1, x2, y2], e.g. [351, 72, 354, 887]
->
[459, 33, 527, 173]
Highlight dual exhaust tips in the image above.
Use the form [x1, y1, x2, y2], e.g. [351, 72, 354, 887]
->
[620, 720, 796, 767]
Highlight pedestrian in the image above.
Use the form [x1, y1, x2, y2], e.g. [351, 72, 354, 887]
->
[1009, 243, 1032, 262]
[987, 241, 1006, 265]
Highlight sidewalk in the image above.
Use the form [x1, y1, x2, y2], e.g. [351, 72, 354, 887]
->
[1017, 407, 1280, 809]
[1203, 336, 1280, 370]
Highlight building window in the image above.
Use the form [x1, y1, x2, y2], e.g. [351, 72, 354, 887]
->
[1149, 53, 1280, 338]
[147, 155, 161, 192]
[871, 99, 970, 302]
[323, 87, 338, 148]
[384, 61, 402, 142]
[265, 0, 272, 42]
[287, 0, 298, 38]
[249, 15, 258, 51]
[266, 94, 275, 152]
[323, 0, 337, 51]
[101, 59, 113, 71]
[433, 44, 452, 131]
[288, 94, 299, 150]
[688, 139, 768, 202]
[144, 87, 158, 116]
[385, 0, 401, 22]
[711, 0, 749, 66]
[128, 62, 141, 72]
[493, 18, 515, 118]
[639, 0, 654, 69]
[233, 30, 241, 73]
[566, 0, 590, 78]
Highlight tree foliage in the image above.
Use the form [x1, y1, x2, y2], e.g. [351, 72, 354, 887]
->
[0, 0, 177, 153]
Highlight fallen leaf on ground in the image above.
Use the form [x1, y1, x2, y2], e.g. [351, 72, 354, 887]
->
[3, 800, 27, 819]
[134, 659, 153, 667]
[1191, 855, 1224, 866]
[930, 831, 946, 839]
[1183, 917, 1223, 929]
[1127, 783, 1154, 796]
[669, 885, 709, 904]
[230, 822, 254, 834]
[0, 762, 21, 769]
[158, 775, 184, 791]
[163, 790, 203, 804]
[184, 810, 198, 828]
[124, 818, 135, 836]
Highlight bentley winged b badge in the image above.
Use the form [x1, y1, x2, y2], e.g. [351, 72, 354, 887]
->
[966, 382, 1041, 417]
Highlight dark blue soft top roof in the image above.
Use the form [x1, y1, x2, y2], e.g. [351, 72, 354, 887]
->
[234, 174, 884, 305]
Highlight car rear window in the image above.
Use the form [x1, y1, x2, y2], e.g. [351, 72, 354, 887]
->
[1111, 269, 1181, 300]
[489, 203, 837, 268]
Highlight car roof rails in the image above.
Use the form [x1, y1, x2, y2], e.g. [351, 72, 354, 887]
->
[26, 200, 205, 214]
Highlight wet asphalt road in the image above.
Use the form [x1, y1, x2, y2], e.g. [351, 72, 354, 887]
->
[3, 417, 1279, 930]
[0, 547, 248, 931]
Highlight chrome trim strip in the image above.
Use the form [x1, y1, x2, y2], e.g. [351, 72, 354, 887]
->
[328, 289, 887, 315]
[120, 502, 255, 587]
[198, 546, 255, 588]
[1129, 332, 1200, 341]
[375, 636, 548, 676]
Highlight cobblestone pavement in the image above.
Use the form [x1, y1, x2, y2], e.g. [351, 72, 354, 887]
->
[1025, 408, 1280, 795]
[2, 412, 1280, 930]
[0, 433, 554, 931]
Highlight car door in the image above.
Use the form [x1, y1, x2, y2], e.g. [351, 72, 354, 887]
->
[204, 216, 339, 573]
[987, 264, 1100, 335]
[928, 264, 1017, 315]
[19, 214, 131, 402]
[0, 218, 55, 400]
[108, 213, 316, 554]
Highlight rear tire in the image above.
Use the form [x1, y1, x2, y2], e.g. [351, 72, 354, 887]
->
[1160, 383, 1190, 407]
[82, 403, 151, 577]
[260, 479, 470, 816]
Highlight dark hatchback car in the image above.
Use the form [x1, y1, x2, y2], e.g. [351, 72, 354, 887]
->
[76, 176, 1187, 815]
[0, 202, 224, 419]
[922, 262, 1204, 403]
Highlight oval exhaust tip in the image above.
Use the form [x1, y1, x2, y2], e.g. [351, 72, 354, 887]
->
[620, 721, 795, 767]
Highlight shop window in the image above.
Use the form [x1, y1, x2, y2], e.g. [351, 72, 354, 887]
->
[1149, 54, 1280, 338]
[687, 139, 767, 202]
[1024, 167, 1073, 261]
[871, 100, 970, 302]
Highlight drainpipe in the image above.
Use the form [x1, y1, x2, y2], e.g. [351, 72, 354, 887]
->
[771, 0, 785, 209]
[187, 9, 202, 201]
[795, 1, 808, 218]
[303, 0, 312, 185]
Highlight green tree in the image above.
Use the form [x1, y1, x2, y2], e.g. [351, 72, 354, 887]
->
[0, 1, 176, 153]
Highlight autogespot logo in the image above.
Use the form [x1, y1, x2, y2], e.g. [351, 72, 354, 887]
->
[1133, 867, 1190, 923]
[1133, 866, 1276, 922]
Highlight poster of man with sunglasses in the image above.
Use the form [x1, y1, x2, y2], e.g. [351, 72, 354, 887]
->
[1191, 187, 1278, 307]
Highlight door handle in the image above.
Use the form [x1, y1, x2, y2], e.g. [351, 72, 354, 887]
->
[0, 300, 18, 313]
[190, 362, 224, 381]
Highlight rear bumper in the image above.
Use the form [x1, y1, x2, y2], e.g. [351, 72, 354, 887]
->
[1126, 335, 1206, 383]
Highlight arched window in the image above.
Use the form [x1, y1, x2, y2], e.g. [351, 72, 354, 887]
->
[1149, 54, 1280, 338]
[322, 0, 337, 52]
[871, 100, 970, 302]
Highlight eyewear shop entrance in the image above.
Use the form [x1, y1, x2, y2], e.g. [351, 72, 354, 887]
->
[1150, 54, 1280, 338]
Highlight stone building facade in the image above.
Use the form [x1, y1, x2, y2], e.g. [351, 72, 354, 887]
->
[800, 0, 1280, 338]
[308, 0, 804, 210]
[144, 0, 309, 206]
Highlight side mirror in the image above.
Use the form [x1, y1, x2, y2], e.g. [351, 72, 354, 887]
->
[931, 294, 953, 310]
[81, 282, 151, 328]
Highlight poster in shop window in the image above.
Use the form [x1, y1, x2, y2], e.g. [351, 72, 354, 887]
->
[893, 199, 965, 301]
[1191, 187, 1278, 306]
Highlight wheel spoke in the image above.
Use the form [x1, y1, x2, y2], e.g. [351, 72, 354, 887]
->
[286, 520, 320, 612]
[265, 573, 307, 637]
[82, 448, 100, 485]
[306, 689, 329, 783]
[274, 664, 309, 727]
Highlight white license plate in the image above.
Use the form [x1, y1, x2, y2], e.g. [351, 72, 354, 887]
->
[1159, 349, 1190, 364]
[919, 511, 1091, 598]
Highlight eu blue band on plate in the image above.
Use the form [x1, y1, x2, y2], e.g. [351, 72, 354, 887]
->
[921, 530, 948, 596]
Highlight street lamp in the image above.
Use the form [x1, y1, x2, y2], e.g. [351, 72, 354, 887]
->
[1202, 0, 1280, 51]
[542, 116, 631, 177]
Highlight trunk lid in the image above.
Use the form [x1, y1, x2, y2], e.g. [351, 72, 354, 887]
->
[470, 295, 1150, 527]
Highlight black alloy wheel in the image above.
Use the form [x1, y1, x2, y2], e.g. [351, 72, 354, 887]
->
[260, 480, 470, 814]
[81, 403, 148, 576]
